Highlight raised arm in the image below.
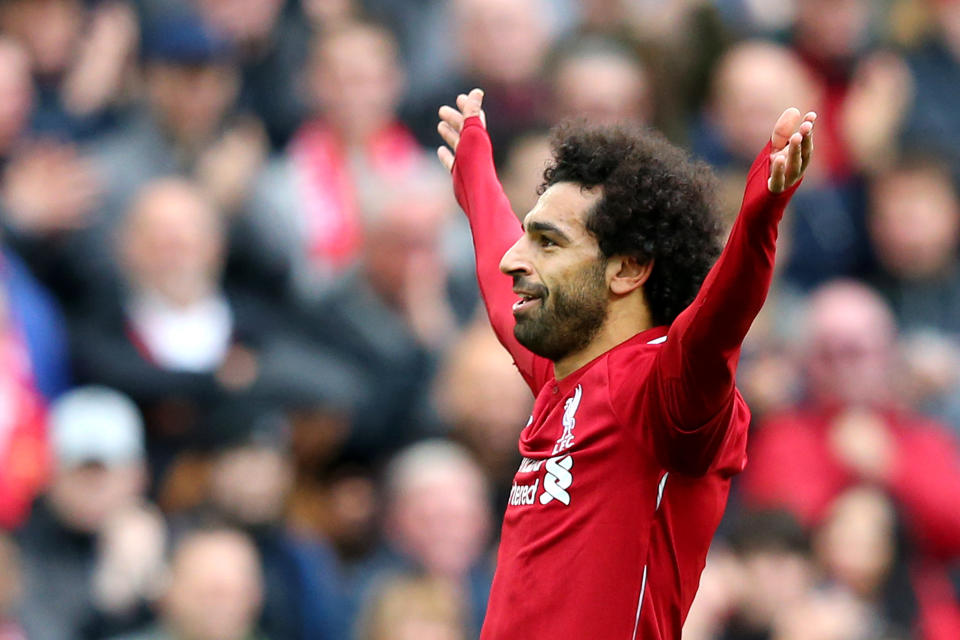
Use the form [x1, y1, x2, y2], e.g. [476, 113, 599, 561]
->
[632, 109, 817, 475]
[438, 89, 551, 393]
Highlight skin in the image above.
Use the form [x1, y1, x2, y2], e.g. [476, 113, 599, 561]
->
[438, 89, 816, 380]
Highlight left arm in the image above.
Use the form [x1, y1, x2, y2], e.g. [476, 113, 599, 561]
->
[627, 109, 816, 475]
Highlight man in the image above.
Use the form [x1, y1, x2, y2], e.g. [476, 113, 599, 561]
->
[436, 88, 815, 638]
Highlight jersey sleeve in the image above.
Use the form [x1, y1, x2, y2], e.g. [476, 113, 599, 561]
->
[614, 142, 800, 476]
[452, 116, 552, 393]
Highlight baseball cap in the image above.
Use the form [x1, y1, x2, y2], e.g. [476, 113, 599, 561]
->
[141, 14, 234, 65]
[49, 386, 145, 468]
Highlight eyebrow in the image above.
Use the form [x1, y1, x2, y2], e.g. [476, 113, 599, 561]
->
[524, 220, 571, 243]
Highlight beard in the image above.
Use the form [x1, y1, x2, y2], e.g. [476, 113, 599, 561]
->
[513, 260, 608, 362]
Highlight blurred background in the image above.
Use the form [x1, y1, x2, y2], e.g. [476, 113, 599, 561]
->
[0, 0, 958, 639]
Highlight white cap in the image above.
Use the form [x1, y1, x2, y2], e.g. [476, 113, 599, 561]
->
[49, 386, 145, 468]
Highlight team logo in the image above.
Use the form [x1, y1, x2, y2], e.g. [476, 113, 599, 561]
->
[539, 455, 574, 505]
[553, 385, 582, 454]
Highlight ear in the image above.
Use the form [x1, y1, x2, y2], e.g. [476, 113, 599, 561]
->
[607, 255, 653, 296]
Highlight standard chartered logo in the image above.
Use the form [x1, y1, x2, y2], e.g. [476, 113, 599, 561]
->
[539, 454, 574, 505]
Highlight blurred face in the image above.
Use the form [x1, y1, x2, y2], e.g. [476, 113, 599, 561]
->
[438, 327, 532, 474]
[196, 0, 284, 44]
[146, 63, 238, 146]
[711, 43, 819, 162]
[164, 532, 263, 640]
[311, 26, 403, 143]
[0, 0, 83, 77]
[454, 0, 549, 84]
[500, 183, 609, 362]
[121, 181, 224, 306]
[209, 446, 293, 526]
[737, 550, 815, 626]
[803, 285, 895, 407]
[0, 41, 32, 155]
[795, 0, 871, 61]
[364, 185, 450, 305]
[869, 168, 960, 280]
[814, 488, 894, 597]
[390, 464, 491, 579]
[46, 462, 145, 533]
[553, 54, 650, 125]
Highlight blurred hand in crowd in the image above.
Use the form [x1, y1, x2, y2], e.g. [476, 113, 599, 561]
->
[1, 142, 102, 233]
[0, 38, 32, 157]
[91, 503, 167, 615]
[828, 409, 895, 482]
[841, 52, 914, 174]
[195, 117, 268, 215]
[60, 1, 138, 118]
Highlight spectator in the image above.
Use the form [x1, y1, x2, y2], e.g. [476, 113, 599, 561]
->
[867, 155, 960, 335]
[548, 36, 653, 127]
[357, 574, 469, 640]
[812, 487, 918, 639]
[499, 130, 552, 217]
[294, 169, 472, 460]
[742, 281, 960, 639]
[70, 178, 361, 464]
[249, 20, 423, 295]
[685, 510, 816, 640]
[17, 386, 166, 640]
[743, 281, 960, 558]
[902, 0, 960, 180]
[87, 10, 269, 225]
[403, 0, 554, 162]
[0, 35, 104, 309]
[434, 319, 531, 511]
[0, 534, 26, 640]
[193, 0, 311, 150]
[187, 405, 346, 640]
[111, 527, 267, 640]
[354, 441, 493, 636]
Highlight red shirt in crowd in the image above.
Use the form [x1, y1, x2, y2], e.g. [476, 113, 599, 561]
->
[452, 116, 799, 639]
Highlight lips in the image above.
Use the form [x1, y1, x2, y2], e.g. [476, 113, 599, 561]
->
[512, 287, 545, 314]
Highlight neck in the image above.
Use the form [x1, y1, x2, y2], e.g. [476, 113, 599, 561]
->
[553, 296, 653, 380]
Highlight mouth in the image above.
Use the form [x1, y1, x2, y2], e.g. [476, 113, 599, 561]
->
[512, 291, 543, 315]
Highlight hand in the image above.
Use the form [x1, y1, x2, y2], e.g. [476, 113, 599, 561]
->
[1, 142, 102, 233]
[196, 117, 268, 214]
[827, 408, 894, 482]
[436, 88, 487, 172]
[768, 108, 817, 193]
[93, 503, 168, 612]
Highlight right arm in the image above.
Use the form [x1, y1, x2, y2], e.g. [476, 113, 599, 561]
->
[438, 90, 551, 393]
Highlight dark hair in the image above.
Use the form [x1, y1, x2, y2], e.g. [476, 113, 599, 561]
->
[540, 121, 722, 326]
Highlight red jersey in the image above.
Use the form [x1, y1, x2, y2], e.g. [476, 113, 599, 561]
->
[452, 116, 800, 639]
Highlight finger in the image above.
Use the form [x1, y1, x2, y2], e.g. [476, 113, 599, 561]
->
[768, 155, 786, 193]
[437, 121, 460, 151]
[438, 105, 465, 132]
[787, 132, 803, 181]
[457, 88, 484, 118]
[771, 107, 802, 149]
[480, 109, 487, 128]
[800, 122, 815, 172]
[437, 146, 454, 172]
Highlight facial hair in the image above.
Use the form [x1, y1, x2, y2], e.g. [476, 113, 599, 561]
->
[513, 260, 608, 362]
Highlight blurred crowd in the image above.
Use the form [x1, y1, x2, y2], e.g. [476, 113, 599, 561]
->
[0, 0, 958, 639]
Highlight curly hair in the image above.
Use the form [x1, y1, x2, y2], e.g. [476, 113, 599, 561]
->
[540, 121, 723, 326]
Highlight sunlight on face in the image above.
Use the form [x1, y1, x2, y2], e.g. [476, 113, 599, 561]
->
[499, 183, 609, 361]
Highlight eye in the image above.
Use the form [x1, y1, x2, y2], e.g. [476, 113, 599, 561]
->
[538, 236, 557, 248]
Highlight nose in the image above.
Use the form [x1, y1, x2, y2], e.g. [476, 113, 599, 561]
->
[500, 236, 532, 277]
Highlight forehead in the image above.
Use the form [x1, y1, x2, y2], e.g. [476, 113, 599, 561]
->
[524, 182, 602, 233]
